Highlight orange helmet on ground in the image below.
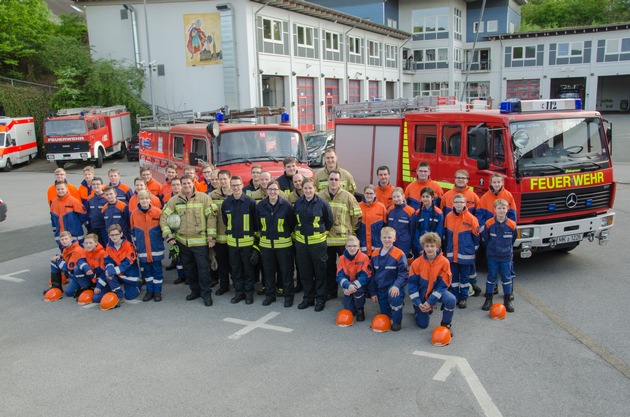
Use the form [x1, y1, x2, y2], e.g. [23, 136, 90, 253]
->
[100, 292, 119, 311]
[336, 309, 355, 327]
[44, 288, 63, 302]
[77, 289, 94, 305]
[432, 326, 452, 346]
[371, 314, 391, 333]
[489, 303, 507, 320]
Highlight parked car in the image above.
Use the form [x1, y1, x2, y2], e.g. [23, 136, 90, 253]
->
[127, 135, 139, 161]
[0, 198, 6, 222]
[305, 130, 334, 167]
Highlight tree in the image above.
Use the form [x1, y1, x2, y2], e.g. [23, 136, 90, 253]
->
[0, 0, 54, 77]
[521, 0, 630, 30]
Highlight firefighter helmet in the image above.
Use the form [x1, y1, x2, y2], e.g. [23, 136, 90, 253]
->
[371, 314, 391, 333]
[100, 292, 119, 311]
[44, 288, 63, 302]
[431, 326, 452, 346]
[166, 213, 182, 230]
[77, 289, 94, 305]
[489, 303, 507, 320]
[336, 309, 355, 327]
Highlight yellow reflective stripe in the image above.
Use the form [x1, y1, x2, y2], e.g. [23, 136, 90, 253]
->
[278, 218, 284, 233]
[313, 216, 320, 228]
[294, 232, 327, 245]
[260, 236, 293, 248]
[227, 236, 255, 246]
[243, 214, 250, 232]
[296, 214, 301, 227]
[227, 213, 232, 230]
[261, 218, 267, 232]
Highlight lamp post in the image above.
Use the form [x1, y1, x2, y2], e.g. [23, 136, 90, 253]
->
[143, 0, 156, 118]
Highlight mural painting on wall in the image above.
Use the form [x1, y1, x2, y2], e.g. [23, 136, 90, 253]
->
[184, 13, 222, 66]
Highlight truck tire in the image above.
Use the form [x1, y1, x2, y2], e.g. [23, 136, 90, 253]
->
[2, 159, 12, 172]
[556, 242, 580, 253]
[0, 201, 6, 222]
[115, 143, 127, 159]
[95, 148, 104, 168]
[56, 161, 66, 169]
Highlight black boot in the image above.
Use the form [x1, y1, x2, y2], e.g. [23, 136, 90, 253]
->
[356, 309, 365, 322]
[44, 271, 63, 294]
[482, 293, 493, 311]
[504, 294, 514, 313]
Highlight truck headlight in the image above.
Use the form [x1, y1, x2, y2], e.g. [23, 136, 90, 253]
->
[601, 216, 613, 227]
[518, 227, 534, 239]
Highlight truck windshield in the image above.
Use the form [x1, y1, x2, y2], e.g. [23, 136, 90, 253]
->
[214, 130, 306, 164]
[511, 117, 610, 177]
[0, 133, 5, 147]
[45, 120, 87, 136]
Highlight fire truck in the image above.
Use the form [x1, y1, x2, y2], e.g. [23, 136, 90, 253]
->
[43, 105, 132, 168]
[138, 107, 313, 183]
[333, 96, 615, 257]
[0, 116, 38, 172]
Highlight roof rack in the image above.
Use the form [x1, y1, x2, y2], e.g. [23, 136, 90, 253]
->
[138, 106, 287, 129]
[57, 105, 127, 116]
[333, 96, 484, 118]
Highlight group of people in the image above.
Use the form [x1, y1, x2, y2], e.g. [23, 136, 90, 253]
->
[45, 148, 519, 337]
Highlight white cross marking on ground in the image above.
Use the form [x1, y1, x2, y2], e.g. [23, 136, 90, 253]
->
[224, 311, 293, 340]
[0, 269, 28, 283]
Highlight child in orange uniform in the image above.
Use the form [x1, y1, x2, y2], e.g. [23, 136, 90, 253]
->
[336, 236, 372, 321]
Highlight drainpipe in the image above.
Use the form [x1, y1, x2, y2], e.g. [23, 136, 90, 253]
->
[254, 1, 273, 107]
[398, 38, 410, 98]
[123, 5, 141, 68]
[460, 0, 487, 102]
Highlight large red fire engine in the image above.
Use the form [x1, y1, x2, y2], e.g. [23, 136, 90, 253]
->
[44, 105, 132, 168]
[333, 97, 615, 257]
[138, 107, 313, 183]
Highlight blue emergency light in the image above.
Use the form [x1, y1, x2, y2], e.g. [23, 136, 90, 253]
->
[215, 111, 224, 122]
[548, 203, 557, 211]
[281, 112, 290, 124]
[500, 98, 582, 114]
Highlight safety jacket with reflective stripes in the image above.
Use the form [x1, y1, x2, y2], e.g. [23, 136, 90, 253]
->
[368, 246, 408, 293]
[404, 179, 444, 211]
[255, 197, 294, 249]
[102, 200, 130, 240]
[222, 193, 257, 247]
[145, 178, 163, 200]
[104, 239, 139, 281]
[358, 199, 386, 256]
[318, 188, 362, 247]
[129, 193, 162, 211]
[251, 187, 288, 203]
[481, 217, 517, 262]
[336, 250, 371, 290]
[413, 205, 444, 256]
[85, 243, 106, 282]
[287, 190, 303, 203]
[386, 203, 416, 256]
[293, 194, 333, 245]
[160, 191, 217, 247]
[313, 165, 357, 194]
[109, 182, 133, 204]
[441, 188, 480, 217]
[78, 179, 93, 208]
[60, 241, 91, 277]
[209, 188, 231, 244]
[50, 193, 88, 244]
[408, 249, 452, 307]
[276, 173, 294, 195]
[130, 205, 165, 263]
[476, 186, 518, 226]
[47, 181, 80, 206]
[444, 207, 480, 265]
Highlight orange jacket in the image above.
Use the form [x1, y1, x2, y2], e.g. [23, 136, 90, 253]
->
[404, 179, 443, 211]
[358, 200, 387, 256]
[47, 182, 80, 206]
[128, 193, 162, 212]
[441, 188, 480, 217]
[145, 178, 163, 198]
[375, 183, 394, 208]
[408, 250, 452, 304]
[336, 250, 372, 289]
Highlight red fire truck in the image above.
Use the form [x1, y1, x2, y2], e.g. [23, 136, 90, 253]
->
[333, 97, 615, 257]
[44, 105, 132, 168]
[138, 107, 313, 183]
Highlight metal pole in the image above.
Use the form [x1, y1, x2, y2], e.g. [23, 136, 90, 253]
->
[143, 0, 156, 118]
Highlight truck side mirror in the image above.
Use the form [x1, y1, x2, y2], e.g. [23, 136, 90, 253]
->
[188, 152, 204, 165]
[11, 139, 17, 147]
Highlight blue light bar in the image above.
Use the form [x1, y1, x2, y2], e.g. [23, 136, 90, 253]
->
[281, 112, 290, 123]
[215, 111, 224, 122]
[500, 99, 521, 114]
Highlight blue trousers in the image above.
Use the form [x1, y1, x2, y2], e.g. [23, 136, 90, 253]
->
[486, 258, 514, 295]
[51, 259, 90, 297]
[413, 291, 456, 328]
[140, 261, 164, 293]
[105, 274, 141, 300]
[376, 287, 405, 324]
[450, 263, 472, 301]
[342, 286, 366, 312]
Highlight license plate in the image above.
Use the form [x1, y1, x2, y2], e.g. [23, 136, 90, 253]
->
[556, 233, 583, 244]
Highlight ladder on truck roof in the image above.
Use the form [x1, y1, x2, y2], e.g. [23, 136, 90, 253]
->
[333, 96, 490, 118]
[137, 106, 286, 129]
[57, 105, 128, 116]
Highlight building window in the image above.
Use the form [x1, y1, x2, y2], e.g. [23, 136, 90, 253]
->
[325, 31, 340, 52]
[386, 44, 396, 62]
[368, 40, 380, 58]
[387, 18, 397, 29]
[262, 18, 282, 43]
[473, 21, 484, 33]
[465, 81, 490, 100]
[413, 82, 449, 97]
[454, 8, 462, 41]
[487, 20, 498, 33]
[605, 38, 620, 54]
[412, 7, 449, 34]
[296, 25, 314, 48]
[513, 45, 536, 60]
[414, 48, 448, 63]
[506, 79, 540, 100]
[558, 41, 582, 57]
[348, 36, 361, 56]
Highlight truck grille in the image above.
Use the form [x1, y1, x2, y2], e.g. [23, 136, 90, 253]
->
[520, 184, 612, 218]
[45, 142, 90, 153]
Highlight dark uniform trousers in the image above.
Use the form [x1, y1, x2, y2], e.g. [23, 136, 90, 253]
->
[326, 245, 345, 298]
[261, 247, 294, 301]
[295, 241, 328, 304]
[229, 246, 255, 296]
[179, 243, 212, 298]
[214, 242, 230, 291]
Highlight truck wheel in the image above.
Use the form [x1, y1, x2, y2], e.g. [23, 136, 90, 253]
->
[116, 143, 127, 159]
[95, 148, 104, 168]
[56, 161, 66, 169]
[0, 202, 7, 222]
[556, 242, 580, 253]
[2, 159, 12, 172]
[26, 154, 33, 165]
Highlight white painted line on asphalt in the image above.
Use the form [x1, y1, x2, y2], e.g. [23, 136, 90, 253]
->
[82, 303, 98, 309]
[0, 269, 28, 283]
[413, 350, 503, 417]
[224, 311, 294, 340]
[127, 299, 142, 305]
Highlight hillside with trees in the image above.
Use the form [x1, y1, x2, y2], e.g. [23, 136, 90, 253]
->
[521, 0, 630, 31]
[0, 0, 148, 151]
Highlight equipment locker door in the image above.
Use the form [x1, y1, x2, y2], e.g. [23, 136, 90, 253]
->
[296, 77, 315, 133]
